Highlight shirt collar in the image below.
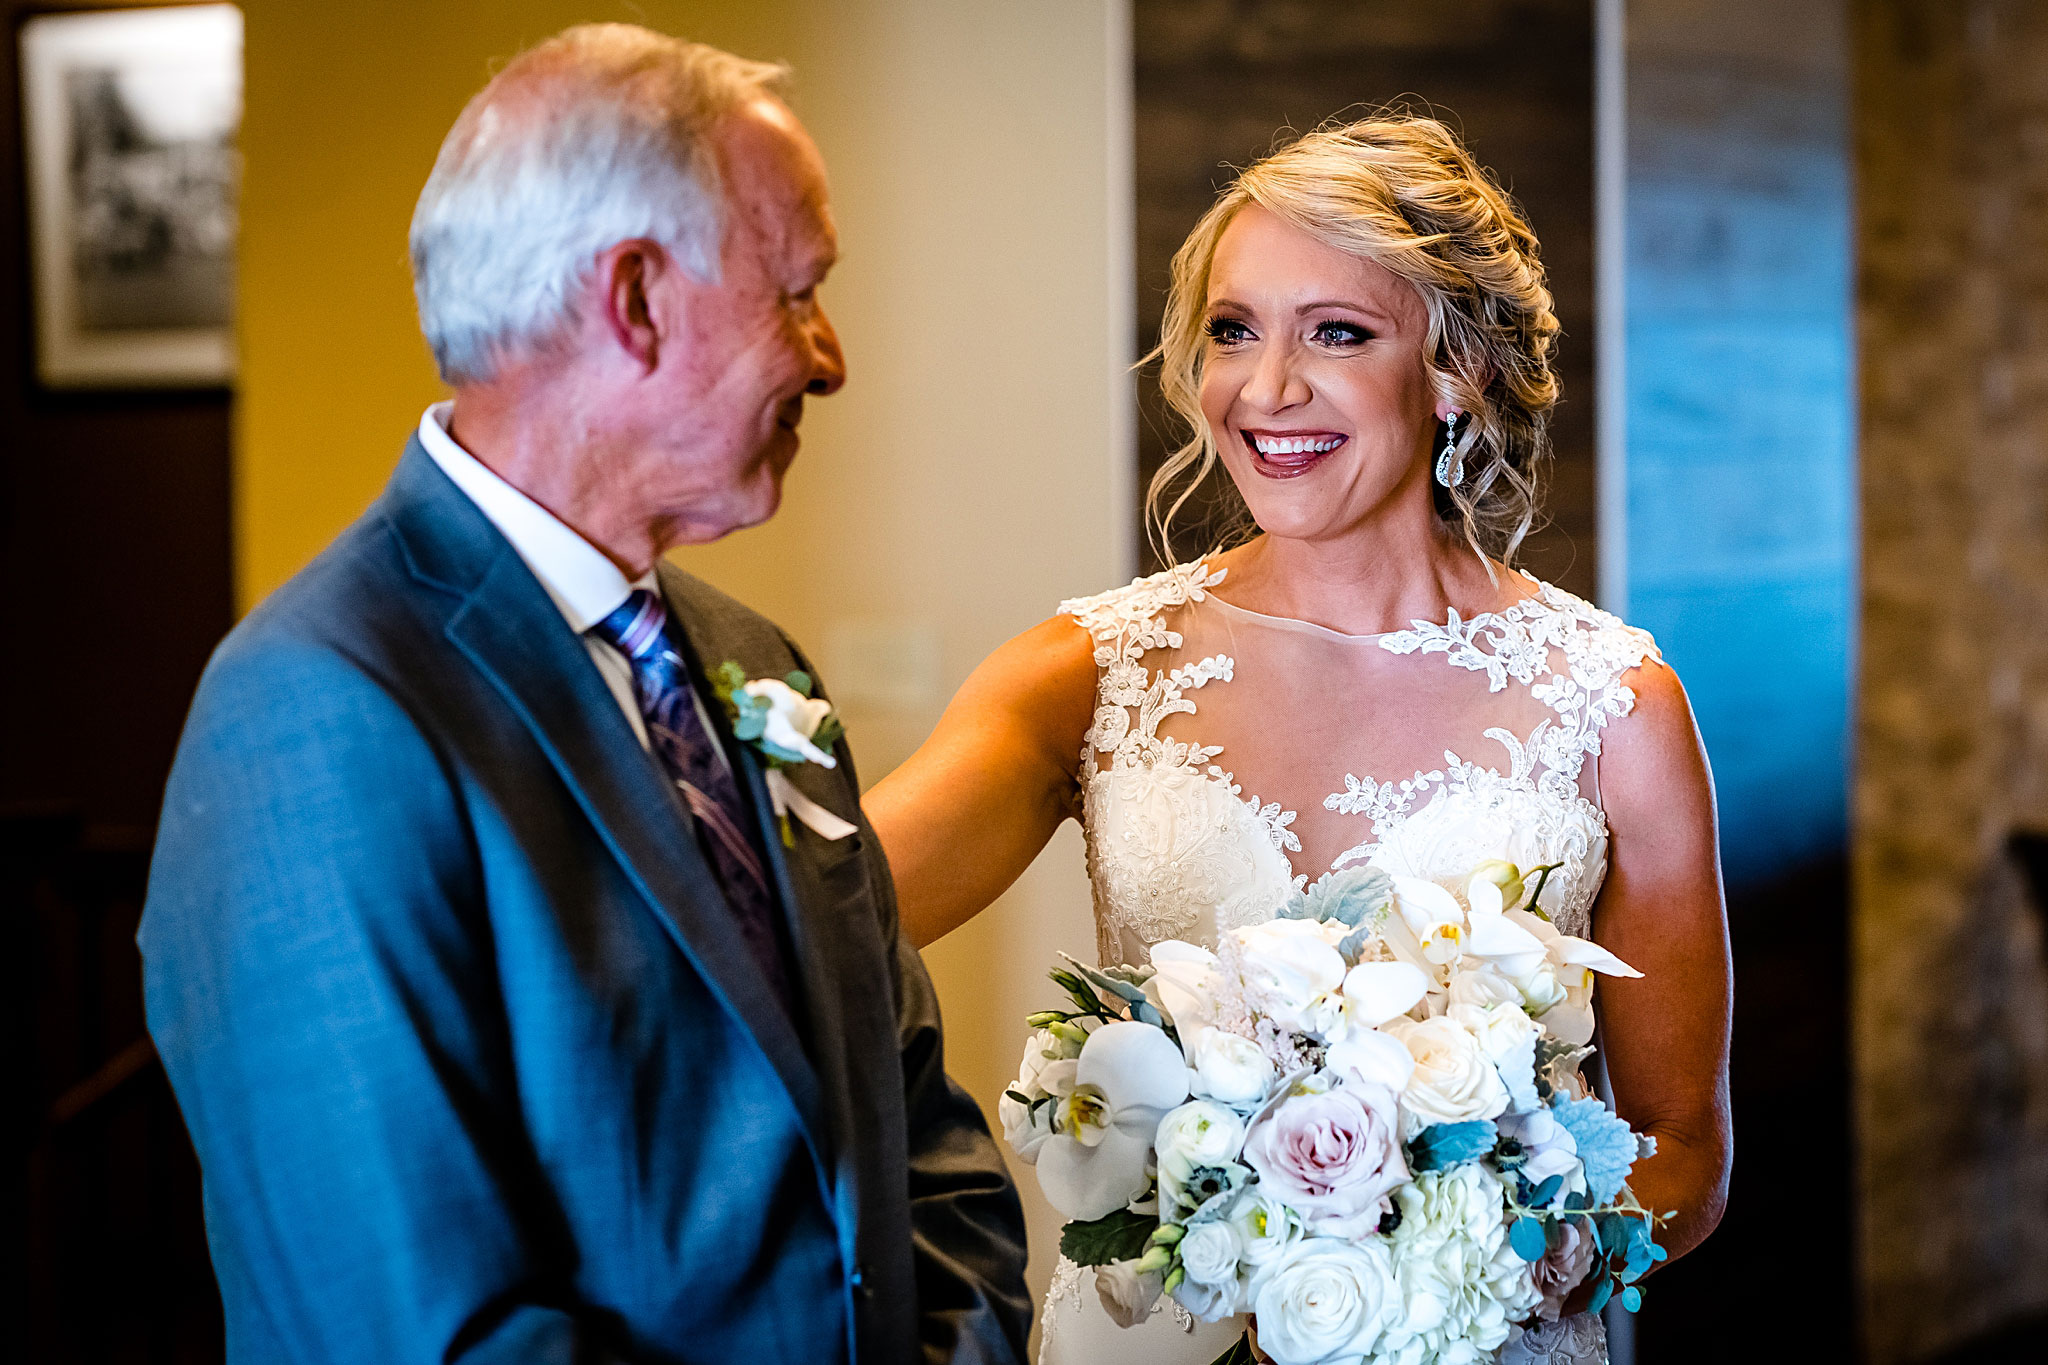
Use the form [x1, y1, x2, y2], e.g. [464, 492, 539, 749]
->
[417, 401, 655, 632]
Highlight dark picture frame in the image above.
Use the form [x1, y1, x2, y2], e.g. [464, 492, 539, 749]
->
[18, 3, 240, 388]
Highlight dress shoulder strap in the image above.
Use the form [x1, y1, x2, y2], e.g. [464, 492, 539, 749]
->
[1057, 560, 1228, 664]
[1526, 582, 1664, 738]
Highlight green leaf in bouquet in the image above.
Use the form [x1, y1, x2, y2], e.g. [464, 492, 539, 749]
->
[1509, 1216, 1548, 1262]
[1529, 1173, 1565, 1208]
[1587, 1276, 1614, 1315]
[1406, 1120, 1498, 1171]
[1303, 866, 1394, 928]
[1002, 1089, 1033, 1107]
[1061, 954, 1153, 1010]
[1058, 1208, 1159, 1268]
[1208, 1332, 1259, 1365]
[1047, 968, 1108, 1017]
[1336, 924, 1377, 966]
[1621, 1285, 1643, 1313]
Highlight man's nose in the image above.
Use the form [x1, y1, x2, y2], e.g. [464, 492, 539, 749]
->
[806, 309, 846, 396]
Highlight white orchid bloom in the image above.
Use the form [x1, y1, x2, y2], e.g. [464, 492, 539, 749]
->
[1326, 1029, 1417, 1094]
[1332, 960, 1431, 1040]
[1389, 876, 1469, 967]
[1501, 907, 1642, 1045]
[1234, 919, 1349, 1034]
[1037, 1021, 1191, 1220]
[740, 678, 838, 767]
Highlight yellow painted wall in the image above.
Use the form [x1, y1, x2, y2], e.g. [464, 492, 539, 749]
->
[238, 0, 1132, 1325]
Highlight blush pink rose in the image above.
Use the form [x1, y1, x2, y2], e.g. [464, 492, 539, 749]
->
[1530, 1216, 1598, 1321]
[1242, 1083, 1407, 1239]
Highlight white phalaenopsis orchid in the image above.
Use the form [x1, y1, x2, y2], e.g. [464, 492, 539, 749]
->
[1235, 919, 1348, 1034]
[1037, 1021, 1191, 1220]
[1496, 906, 1642, 1045]
[739, 677, 838, 767]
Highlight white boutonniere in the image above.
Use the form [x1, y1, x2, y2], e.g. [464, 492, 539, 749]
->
[713, 662, 857, 846]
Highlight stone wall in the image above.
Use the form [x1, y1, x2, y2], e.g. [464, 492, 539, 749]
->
[1855, 1, 2048, 1358]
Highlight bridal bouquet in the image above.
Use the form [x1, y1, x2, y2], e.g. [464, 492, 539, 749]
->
[1002, 861, 1668, 1365]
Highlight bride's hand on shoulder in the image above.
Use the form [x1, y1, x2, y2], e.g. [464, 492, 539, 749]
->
[865, 615, 1100, 949]
[1589, 658, 1733, 1266]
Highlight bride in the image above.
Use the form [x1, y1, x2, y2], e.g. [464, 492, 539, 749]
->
[867, 115, 1730, 1364]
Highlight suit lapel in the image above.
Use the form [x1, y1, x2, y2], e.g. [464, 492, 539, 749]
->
[387, 448, 829, 1165]
[658, 567, 888, 1200]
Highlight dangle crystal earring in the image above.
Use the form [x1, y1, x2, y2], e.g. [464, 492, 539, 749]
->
[1434, 412, 1463, 488]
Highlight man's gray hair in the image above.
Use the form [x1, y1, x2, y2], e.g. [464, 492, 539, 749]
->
[409, 25, 787, 386]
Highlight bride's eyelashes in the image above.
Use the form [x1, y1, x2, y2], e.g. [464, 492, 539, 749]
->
[1203, 315, 1253, 346]
[1200, 315, 1376, 349]
[1311, 320, 1372, 348]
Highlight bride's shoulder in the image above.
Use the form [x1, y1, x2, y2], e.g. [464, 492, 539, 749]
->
[1056, 558, 1226, 646]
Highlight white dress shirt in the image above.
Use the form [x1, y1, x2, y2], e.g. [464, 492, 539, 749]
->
[417, 402, 727, 770]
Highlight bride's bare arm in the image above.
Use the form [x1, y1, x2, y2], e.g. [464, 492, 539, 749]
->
[866, 617, 1099, 949]
[1589, 661, 1733, 1267]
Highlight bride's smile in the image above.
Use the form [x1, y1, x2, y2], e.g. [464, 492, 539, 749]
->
[1199, 205, 1444, 545]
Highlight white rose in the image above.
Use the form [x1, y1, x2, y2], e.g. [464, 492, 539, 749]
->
[1185, 1027, 1275, 1106]
[1251, 1239, 1399, 1365]
[1446, 970, 1541, 1113]
[1094, 1257, 1165, 1329]
[740, 678, 838, 767]
[1155, 1100, 1248, 1214]
[1384, 1015, 1510, 1132]
[998, 1090, 1055, 1162]
[1233, 919, 1347, 1034]
[1170, 1218, 1245, 1320]
[999, 1029, 1078, 1162]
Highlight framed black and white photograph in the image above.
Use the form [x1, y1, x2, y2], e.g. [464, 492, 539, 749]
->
[19, 4, 242, 388]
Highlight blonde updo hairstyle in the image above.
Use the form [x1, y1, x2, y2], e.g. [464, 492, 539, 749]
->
[1148, 113, 1561, 568]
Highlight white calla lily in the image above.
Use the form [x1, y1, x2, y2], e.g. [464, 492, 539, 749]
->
[1037, 1021, 1191, 1220]
[740, 678, 838, 767]
[1146, 940, 1224, 1036]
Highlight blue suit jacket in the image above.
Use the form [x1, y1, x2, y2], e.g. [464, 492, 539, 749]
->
[139, 441, 1030, 1364]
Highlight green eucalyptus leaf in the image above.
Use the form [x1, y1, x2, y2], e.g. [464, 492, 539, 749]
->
[1587, 1277, 1614, 1315]
[1509, 1217, 1548, 1263]
[1621, 1285, 1642, 1313]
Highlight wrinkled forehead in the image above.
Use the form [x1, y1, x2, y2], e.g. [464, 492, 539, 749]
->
[717, 99, 838, 269]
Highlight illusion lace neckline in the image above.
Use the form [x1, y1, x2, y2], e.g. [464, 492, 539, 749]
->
[1202, 562, 1548, 645]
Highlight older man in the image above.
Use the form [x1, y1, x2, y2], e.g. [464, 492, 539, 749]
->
[140, 26, 1029, 1365]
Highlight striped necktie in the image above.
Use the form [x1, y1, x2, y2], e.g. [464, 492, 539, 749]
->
[589, 590, 794, 1014]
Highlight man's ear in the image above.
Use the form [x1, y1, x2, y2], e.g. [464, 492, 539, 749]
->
[596, 239, 668, 372]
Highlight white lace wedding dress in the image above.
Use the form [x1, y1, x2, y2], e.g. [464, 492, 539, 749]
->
[1036, 560, 1661, 1365]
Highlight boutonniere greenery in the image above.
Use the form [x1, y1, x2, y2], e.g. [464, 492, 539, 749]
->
[711, 662, 857, 846]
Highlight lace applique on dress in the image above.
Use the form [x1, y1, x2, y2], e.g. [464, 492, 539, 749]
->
[1330, 584, 1662, 935]
[1062, 565, 1300, 964]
